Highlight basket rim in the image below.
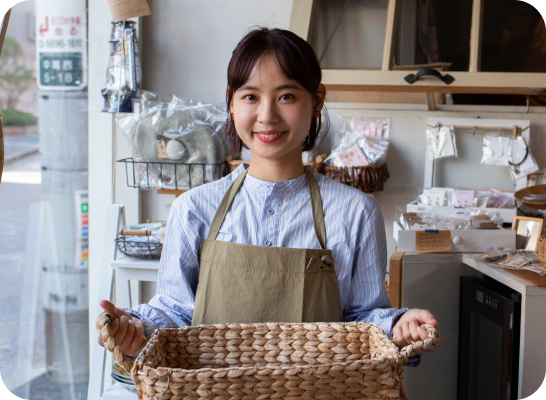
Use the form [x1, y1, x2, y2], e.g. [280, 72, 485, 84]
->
[514, 184, 546, 209]
[132, 322, 407, 377]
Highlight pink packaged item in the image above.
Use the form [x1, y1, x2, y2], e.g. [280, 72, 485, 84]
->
[353, 121, 383, 138]
[338, 144, 369, 167]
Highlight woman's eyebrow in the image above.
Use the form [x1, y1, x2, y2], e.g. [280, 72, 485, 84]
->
[239, 84, 301, 91]
[276, 84, 300, 91]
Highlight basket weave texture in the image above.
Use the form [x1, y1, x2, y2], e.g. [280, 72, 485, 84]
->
[127, 322, 438, 400]
[514, 184, 546, 210]
[538, 236, 546, 262]
[323, 164, 390, 194]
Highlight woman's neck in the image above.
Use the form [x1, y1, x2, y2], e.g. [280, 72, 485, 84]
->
[247, 151, 305, 183]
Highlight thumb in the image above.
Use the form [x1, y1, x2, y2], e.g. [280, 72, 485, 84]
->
[418, 309, 438, 327]
[100, 299, 132, 319]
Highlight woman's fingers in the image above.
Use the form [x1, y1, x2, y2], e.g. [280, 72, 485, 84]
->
[122, 319, 136, 355]
[417, 309, 438, 326]
[100, 299, 133, 319]
[401, 323, 413, 346]
[129, 319, 145, 356]
[108, 318, 119, 337]
[393, 325, 406, 348]
[113, 315, 129, 345]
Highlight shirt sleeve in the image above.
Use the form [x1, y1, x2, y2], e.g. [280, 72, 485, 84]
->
[342, 198, 410, 338]
[124, 195, 201, 339]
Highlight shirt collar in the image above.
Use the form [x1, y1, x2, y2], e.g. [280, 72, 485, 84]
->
[233, 163, 308, 195]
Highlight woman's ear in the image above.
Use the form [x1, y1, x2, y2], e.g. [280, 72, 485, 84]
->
[316, 83, 326, 112]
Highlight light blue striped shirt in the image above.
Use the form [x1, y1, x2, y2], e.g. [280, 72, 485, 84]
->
[128, 163, 408, 339]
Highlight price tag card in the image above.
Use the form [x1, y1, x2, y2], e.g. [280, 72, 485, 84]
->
[415, 230, 452, 253]
[156, 140, 168, 158]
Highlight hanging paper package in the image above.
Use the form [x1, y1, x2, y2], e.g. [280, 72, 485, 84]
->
[101, 21, 142, 113]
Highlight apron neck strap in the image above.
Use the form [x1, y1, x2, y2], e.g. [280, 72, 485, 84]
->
[207, 167, 327, 249]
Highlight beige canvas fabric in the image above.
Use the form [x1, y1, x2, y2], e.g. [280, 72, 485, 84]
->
[192, 168, 344, 325]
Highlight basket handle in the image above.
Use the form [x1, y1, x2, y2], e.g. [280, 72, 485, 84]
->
[396, 324, 441, 359]
[118, 229, 152, 236]
[96, 311, 148, 374]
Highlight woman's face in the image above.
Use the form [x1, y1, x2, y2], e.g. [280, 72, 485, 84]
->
[230, 53, 319, 162]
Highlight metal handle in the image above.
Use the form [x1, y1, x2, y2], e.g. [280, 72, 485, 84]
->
[404, 68, 455, 85]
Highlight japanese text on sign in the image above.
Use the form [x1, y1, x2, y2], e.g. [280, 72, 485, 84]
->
[415, 230, 452, 254]
[36, 0, 87, 90]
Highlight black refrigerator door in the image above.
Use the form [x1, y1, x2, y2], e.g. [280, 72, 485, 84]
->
[458, 276, 521, 400]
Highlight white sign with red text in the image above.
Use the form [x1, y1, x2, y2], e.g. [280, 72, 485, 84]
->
[35, 0, 87, 90]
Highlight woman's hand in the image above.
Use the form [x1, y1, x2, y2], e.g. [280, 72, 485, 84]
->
[98, 299, 145, 357]
[392, 309, 442, 355]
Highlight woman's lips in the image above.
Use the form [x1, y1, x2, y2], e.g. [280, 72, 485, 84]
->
[255, 130, 285, 143]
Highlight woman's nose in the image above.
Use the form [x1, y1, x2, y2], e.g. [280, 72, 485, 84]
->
[257, 100, 280, 124]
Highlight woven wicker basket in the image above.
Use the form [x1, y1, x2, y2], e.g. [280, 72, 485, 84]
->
[97, 313, 440, 399]
[538, 236, 546, 262]
[514, 184, 546, 210]
[323, 164, 390, 194]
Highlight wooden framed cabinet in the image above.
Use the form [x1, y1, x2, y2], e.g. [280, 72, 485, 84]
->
[290, 0, 546, 107]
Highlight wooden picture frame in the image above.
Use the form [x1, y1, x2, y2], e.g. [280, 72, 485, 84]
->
[512, 216, 545, 252]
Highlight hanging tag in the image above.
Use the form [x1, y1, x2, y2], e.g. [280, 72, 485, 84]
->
[106, 0, 151, 22]
[415, 230, 452, 253]
[155, 140, 168, 158]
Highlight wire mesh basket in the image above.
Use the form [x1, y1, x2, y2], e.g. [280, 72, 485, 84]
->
[115, 229, 162, 259]
[117, 157, 230, 190]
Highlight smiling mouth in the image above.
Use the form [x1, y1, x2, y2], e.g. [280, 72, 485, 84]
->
[255, 130, 285, 143]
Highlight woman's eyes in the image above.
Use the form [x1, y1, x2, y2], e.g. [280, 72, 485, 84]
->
[241, 93, 296, 101]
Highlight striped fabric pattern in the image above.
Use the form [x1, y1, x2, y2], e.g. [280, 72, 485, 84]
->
[128, 163, 408, 339]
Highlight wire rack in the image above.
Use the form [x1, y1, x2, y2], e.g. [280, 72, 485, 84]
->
[117, 157, 230, 190]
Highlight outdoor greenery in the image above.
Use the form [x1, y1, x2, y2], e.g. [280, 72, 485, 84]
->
[0, 36, 34, 110]
[1, 108, 37, 126]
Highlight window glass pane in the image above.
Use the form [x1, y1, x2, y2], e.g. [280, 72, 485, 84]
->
[311, 0, 389, 69]
[394, 0, 473, 71]
[0, 1, 89, 399]
[480, 0, 546, 72]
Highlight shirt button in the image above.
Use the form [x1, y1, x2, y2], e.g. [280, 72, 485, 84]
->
[264, 240, 271, 246]
[267, 209, 274, 215]
[267, 185, 273, 190]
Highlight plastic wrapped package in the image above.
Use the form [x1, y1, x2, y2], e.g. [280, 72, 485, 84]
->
[481, 136, 510, 166]
[426, 125, 457, 160]
[102, 21, 142, 113]
[118, 94, 228, 189]
[326, 117, 390, 167]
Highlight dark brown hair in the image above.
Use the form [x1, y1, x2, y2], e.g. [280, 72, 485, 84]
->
[226, 27, 327, 153]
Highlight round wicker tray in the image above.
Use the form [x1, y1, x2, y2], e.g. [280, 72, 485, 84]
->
[514, 184, 546, 210]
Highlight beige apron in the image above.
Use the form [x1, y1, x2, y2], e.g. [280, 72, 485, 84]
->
[192, 168, 343, 325]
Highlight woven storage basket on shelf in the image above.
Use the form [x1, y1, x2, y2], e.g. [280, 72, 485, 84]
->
[323, 164, 390, 194]
[538, 236, 546, 262]
[97, 312, 440, 400]
[514, 184, 546, 210]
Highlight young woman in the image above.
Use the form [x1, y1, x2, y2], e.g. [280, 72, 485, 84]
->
[99, 27, 441, 362]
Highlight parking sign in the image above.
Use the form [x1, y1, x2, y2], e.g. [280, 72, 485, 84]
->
[36, 0, 87, 90]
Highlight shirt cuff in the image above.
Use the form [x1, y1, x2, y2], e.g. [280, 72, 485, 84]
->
[388, 307, 410, 337]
